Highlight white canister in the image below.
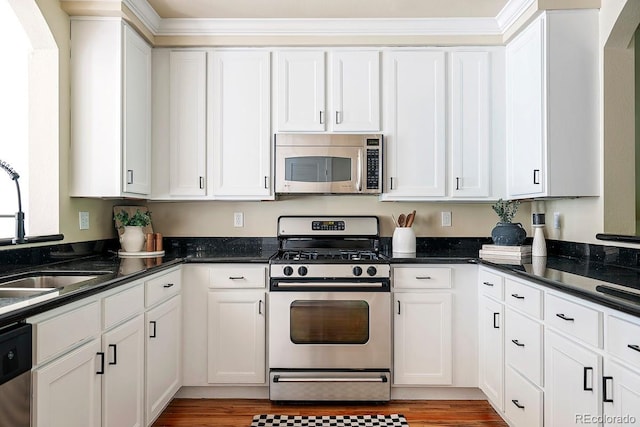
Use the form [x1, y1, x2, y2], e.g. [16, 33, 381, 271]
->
[392, 227, 416, 257]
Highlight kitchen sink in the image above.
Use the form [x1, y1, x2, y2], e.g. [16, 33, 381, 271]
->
[0, 288, 58, 298]
[0, 270, 113, 294]
[0, 275, 100, 289]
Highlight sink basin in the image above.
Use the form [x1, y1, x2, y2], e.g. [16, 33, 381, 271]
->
[0, 288, 58, 298]
[0, 275, 100, 289]
[0, 287, 60, 315]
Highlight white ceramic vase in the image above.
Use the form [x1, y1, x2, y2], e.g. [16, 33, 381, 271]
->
[392, 227, 416, 257]
[120, 226, 145, 252]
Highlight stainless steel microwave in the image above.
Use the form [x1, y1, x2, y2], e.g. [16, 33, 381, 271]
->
[275, 133, 383, 194]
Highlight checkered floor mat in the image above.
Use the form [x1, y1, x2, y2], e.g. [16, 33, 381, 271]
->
[250, 414, 409, 427]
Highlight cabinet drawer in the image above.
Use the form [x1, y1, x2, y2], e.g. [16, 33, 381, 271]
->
[208, 265, 267, 289]
[393, 267, 451, 289]
[545, 293, 602, 348]
[103, 282, 144, 330]
[146, 268, 182, 307]
[505, 308, 543, 386]
[607, 315, 640, 370]
[505, 365, 543, 427]
[34, 301, 100, 364]
[505, 279, 542, 319]
[478, 268, 504, 300]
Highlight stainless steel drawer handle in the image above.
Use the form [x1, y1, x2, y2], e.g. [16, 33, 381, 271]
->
[229, 276, 245, 280]
[483, 281, 494, 287]
[628, 344, 640, 353]
[511, 339, 525, 347]
[556, 313, 575, 322]
[511, 293, 525, 300]
[273, 375, 387, 383]
[512, 399, 525, 410]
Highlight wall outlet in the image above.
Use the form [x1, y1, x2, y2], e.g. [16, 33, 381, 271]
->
[79, 211, 90, 230]
[233, 212, 244, 227]
[553, 212, 561, 229]
[441, 211, 452, 227]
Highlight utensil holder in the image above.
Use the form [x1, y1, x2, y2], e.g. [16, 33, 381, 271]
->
[392, 227, 416, 256]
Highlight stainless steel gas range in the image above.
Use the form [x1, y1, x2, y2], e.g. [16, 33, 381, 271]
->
[268, 216, 391, 402]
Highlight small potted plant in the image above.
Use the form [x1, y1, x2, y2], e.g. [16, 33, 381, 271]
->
[114, 209, 152, 252]
[490, 199, 526, 246]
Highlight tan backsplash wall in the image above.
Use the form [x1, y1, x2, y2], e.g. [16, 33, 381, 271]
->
[147, 198, 532, 238]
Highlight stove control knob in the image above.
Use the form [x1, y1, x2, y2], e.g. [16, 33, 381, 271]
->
[352, 266, 363, 276]
[367, 266, 377, 276]
[283, 266, 294, 276]
[298, 266, 308, 276]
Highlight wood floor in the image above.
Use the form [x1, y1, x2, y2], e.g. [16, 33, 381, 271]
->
[152, 399, 508, 427]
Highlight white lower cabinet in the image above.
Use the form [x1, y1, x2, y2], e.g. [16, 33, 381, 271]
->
[478, 295, 504, 412]
[393, 292, 453, 385]
[603, 359, 640, 426]
[392, 264, 478, 389]
[207, 290, 266, 383]
[101, 314, 145, 427]
[145, 294, 182, 425]
[505, 366, 543, 427]
[544, 329, 602, 426]
[33, 339, 103, 427]
[181, 263, 268, 389]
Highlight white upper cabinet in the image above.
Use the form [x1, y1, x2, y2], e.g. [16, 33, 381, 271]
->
[276, 50, 326, 131]
[70, 19, 151, 197]
[275, 49, 380, 132]
[506, 10, 599, 199]
[169, 51, 207, 197]
[449, 51, 491, 199]
[331, 50, 380, 131]
[382, 49, 446, 199]
[209, 50, 272, 199]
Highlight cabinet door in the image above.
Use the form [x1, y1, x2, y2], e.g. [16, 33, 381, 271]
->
[545, 329, 601, 427]
[331, 50, 380, 131]
[145, 295, 182, 425]
[603, 360, 640, 427]
[276, 50, 326, 131]
[122, 24, 152, 195]
[393, 292, 452, 385]
[383, 50, 446, 198]
[169, 50, 207, 196]
[33, 339, 102, 427]
[506, 17, 544, 197]
[210, 50, 272, 198]
[102, 314, 145, 427]
[450, 51, 490, 198]
[479, 295, 504, 412]
[207, 290, 266, 384]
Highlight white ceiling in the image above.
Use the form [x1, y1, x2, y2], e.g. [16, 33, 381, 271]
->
[146, 0, 510, 19]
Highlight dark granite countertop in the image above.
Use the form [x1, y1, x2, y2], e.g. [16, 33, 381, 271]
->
[478, 256, 640, 317]
[0, 253, 183, 328]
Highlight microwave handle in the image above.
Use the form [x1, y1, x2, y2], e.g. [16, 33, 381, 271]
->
[356, 149, 363, 192]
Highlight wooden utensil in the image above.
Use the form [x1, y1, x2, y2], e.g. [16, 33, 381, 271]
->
[397, 214, 406, 227]
[405, 210, 416, 227]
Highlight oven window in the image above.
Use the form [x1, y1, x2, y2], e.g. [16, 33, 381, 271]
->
[285, 156, 351, 183]
[290, 300, 369, 344]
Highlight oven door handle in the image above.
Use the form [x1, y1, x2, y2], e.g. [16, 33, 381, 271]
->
[356, 148, 363, 192]
[273, 375, 388, 383]
[273, 282, 386, 288]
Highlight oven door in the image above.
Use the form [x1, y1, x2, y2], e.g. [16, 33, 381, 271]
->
[268, 289, 391, 369]
[275, 146, 364, 194]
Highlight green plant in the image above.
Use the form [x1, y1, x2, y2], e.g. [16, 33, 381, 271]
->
[114, 209, 151, 228]
[491, 199, 520, 223]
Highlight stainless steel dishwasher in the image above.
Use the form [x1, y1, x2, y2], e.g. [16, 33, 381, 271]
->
[0, 323, 32, 427]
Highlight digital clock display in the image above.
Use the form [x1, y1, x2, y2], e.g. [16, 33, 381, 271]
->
[312, 220, 345, 231]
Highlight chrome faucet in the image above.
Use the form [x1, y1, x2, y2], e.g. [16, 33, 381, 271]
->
[0, 160, 26, 244]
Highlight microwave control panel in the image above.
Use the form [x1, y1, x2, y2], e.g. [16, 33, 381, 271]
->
[366, 138, 381, 190]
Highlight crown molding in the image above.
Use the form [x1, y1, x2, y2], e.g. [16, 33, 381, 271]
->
[120, 0, 537, 37]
